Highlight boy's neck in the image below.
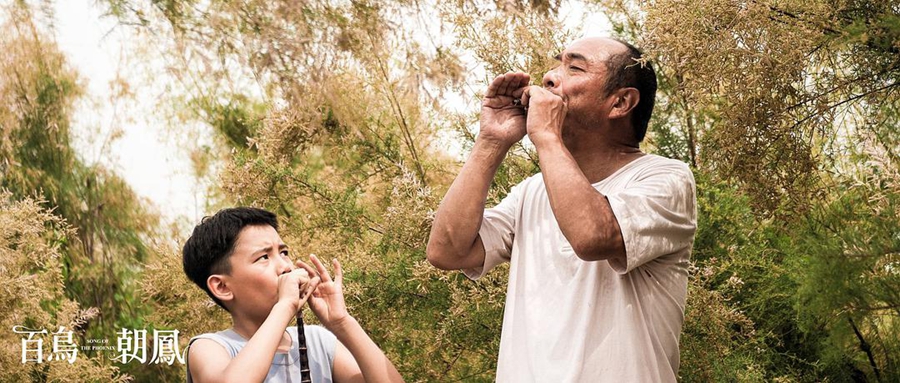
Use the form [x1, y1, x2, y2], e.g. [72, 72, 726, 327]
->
[231, 311, 270, 340]
[231, 315, 262, 341]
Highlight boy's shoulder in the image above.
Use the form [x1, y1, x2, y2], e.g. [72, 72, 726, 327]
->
[189, 328, 244, 357]
[189, 325, 336, 353]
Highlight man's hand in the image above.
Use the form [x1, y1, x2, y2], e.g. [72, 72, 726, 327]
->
[276, 267, 319, 314]
[479, 72, 531, 148]
[521, 85, 567, 146]
[297, 255, 351, 331]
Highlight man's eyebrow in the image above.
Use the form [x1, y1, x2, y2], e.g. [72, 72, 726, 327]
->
[565, 52, 588, 62]
[553, 52, 589, 63]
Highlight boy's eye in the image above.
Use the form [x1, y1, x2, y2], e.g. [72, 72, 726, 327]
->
[256, 254, 269, 262]
[280, 250, 290, 257]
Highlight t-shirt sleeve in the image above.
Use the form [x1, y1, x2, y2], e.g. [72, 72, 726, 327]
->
[462, 182, 522, 280]
[605, 161, 697, 274]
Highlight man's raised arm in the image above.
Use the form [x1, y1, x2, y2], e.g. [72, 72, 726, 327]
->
[426, 72, 530, 270]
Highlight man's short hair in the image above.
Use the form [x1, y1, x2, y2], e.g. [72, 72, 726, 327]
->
[602, 39, 657, 142]
[182, 207, 279, 311]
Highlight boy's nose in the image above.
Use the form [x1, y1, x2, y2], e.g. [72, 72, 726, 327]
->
[277, 256, 293, 274]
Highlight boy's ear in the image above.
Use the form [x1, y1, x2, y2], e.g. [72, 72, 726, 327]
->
[207, 274, 234, 304]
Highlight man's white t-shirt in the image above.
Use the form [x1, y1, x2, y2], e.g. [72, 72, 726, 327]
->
[464, 154, 697, 383]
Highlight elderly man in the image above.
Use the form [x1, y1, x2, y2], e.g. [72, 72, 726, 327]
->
[426, 37, 697, 382]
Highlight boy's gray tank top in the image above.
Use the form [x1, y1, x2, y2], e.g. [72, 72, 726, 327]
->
[186, 325, 336, 383]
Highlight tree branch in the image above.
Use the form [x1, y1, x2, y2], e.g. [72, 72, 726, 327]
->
[848, 316, 882, 382]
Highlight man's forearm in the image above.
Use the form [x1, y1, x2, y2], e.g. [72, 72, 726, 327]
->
[426, 138, 509, 269]
[532, 136, 625, 262]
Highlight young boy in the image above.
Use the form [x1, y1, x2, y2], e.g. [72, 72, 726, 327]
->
[182, 207, 403, 383]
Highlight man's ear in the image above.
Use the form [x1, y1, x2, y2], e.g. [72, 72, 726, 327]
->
[207, 274, 234, 304]
[608, 87, 640, 120]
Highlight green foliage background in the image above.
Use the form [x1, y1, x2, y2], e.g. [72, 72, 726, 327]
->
[1, 0, 898, 382]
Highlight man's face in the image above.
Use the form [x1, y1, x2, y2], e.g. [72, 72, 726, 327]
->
[223, 224, 294, 320]
[542, 37, 627, 129]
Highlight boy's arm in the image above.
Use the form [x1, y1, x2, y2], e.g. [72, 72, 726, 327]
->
[188, 268, 319, 383]
[300, 255, 404, 383]
[331, 318, 403, 383]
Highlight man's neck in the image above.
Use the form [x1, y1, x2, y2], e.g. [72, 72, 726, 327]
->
[562, 127, 644, 183]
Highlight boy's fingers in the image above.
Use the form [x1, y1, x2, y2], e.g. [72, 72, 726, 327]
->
[310, 254, 332, 283]
[296, 260, 317, 278]
[298, 276, 320, 307]
[332, 258, 343, 285]
[305, 276, 321, 292]
[291, 268, 309, 280]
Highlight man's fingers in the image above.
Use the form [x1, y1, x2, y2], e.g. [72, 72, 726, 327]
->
[500, 72, 530, 97]
[520, 86, 532, 108]
[513, 73, 529, 95]
[511, 85, 528, 100]
[486, 72, 531, 100]
[522, 85, 558, 107]
[499, 73, 515, 98]
[484, 74, 504, 98]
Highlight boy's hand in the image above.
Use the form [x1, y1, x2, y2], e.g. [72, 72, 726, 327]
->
[277, 267, 320, 314]
[297, 255, 351, 331]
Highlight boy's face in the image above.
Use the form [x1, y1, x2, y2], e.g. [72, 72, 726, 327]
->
[219, 224, 294, 321]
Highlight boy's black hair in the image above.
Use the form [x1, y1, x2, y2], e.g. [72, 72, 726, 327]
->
[182, 207, 279, 311]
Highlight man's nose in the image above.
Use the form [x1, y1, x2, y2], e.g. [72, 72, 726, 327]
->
[542, 69, 559, 89]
